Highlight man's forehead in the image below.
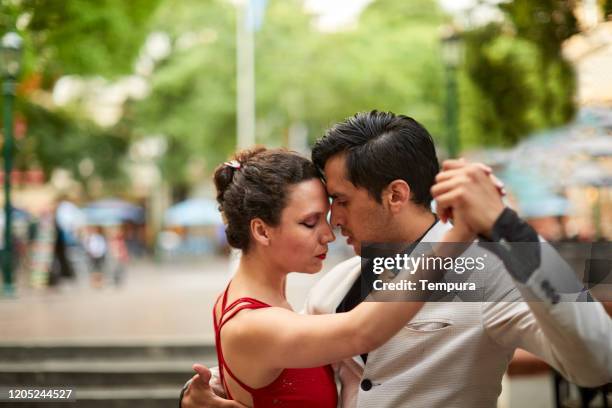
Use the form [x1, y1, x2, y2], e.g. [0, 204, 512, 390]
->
[324, 157, 377, 202]
[323, 154, 347, 179]
[324, 182, 338, 197]
[323, 170, 351, 198]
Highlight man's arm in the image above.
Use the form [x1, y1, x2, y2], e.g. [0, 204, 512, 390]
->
[432, 160, 612, 386]
[180, 364, 246, 408]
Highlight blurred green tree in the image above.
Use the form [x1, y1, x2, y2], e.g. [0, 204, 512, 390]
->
[300, 0, 446, 143]
[6, 0, 581, 195]
[129, 0, 237, 186]
[460, 0, 578, 148]
[602, 0, 612, 17]
[0, 0, 162, 81]
[0, 0, 161, 191]
[132, 0, 446, 187]
[18, 102, 129, 185]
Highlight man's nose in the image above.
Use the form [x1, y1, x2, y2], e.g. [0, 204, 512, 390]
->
[330, 207, 343, 228]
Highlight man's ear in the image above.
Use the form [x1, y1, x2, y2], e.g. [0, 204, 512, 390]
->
[250, 218, 271, 246]
[383, 180, 411, 214]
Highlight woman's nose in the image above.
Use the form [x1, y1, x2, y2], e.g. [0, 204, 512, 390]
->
[321, 222, 335, 243]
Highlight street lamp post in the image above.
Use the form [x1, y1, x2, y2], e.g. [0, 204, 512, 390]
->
[232, 0, 256, 150]
[1, 32, 23, 296]
[441, 27, 463, 159]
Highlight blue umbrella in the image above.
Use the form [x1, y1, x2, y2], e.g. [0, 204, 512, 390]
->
[501, 166, 571, 218]
[0, 207, 31, 224]
[517, 196, 571, 219]
[164, 198, 223, 227]
[505, 107, 612, 190]
[12, 207, 31, 221]
[84, 199, 144, 225]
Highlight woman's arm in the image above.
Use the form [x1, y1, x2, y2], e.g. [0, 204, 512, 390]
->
[226, 298, 422, 369]
[226, 224, 472, 370]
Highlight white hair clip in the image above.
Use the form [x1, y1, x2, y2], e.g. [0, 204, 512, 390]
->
[224, 160, 241, 170]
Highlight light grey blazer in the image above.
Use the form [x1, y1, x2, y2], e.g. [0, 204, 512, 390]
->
[304, 221, 612, 408]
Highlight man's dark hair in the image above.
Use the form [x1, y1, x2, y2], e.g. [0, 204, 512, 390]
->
[311, 110, 439, 208]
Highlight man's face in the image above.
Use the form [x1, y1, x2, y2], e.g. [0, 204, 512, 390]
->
[324, 154, 392, 255]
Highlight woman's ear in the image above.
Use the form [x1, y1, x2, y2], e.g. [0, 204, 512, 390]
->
[250, 218, 271, 247]
[384, 180, 411, 214]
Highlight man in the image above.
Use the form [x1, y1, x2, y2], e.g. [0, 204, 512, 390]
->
[182, 111, 611, 407]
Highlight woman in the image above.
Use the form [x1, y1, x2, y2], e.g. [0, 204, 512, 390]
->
[213, 147, 470, 407]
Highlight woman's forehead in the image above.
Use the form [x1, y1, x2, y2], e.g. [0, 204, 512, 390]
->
[284, 180, 329, 213]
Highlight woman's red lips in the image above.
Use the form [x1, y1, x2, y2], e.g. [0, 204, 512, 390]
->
[316, 253, 327, 260]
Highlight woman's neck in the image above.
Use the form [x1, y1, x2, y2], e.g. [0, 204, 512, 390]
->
[231, 250, 288, 306]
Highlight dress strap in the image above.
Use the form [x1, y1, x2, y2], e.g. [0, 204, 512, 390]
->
[212, 293, 223, 332]
[218, 301, 269, 331]
[223, 297, 270, 315]
[214, 285, 272, 398]
[217, 301, 270, 393]
[220, 281, 232, 310]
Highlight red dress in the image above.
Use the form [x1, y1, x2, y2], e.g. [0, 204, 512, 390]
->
[213, 285, 338, 407]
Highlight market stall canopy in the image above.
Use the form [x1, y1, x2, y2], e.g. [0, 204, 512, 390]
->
[164, 198, 223, 227]
[0, 206, 32, 226]
[505, 107, 612, 190]
[501, 167, 571, 218]
[83, 199, 144, 226]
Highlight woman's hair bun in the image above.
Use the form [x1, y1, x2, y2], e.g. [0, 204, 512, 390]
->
[213, 165, 235, 206]
[213, 146, 265, 206]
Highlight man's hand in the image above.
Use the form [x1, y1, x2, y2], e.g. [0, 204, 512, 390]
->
[181, 364, 246, 408]
[432, 159, 506, 239]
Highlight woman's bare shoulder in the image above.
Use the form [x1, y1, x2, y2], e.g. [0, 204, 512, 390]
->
[220, 306, 296, 359]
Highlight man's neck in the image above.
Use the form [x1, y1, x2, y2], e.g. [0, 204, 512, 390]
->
[398, 210, 437, 243]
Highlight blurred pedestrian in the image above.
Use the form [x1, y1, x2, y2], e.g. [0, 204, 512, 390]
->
[84, 226, 107, 288]
[107, 226, 129, 286]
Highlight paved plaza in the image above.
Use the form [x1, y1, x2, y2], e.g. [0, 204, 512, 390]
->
[0, 256, 326, 344]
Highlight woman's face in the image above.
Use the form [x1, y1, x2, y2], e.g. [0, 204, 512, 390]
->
[267, 178, 335, 274]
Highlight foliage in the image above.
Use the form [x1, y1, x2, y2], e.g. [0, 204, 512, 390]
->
[0, 0, 162, 81]
[459, 0, 578, 148]
[132, 0, 447, 185]
[501, 0, 578, 59]
[602, 0, 612, 18]
[1, 0, 584, 192]
[0, 0, 160, 193]
[16, 101, 129, 184]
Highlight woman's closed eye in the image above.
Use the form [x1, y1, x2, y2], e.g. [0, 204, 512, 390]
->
[301, 214, 320, 228]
